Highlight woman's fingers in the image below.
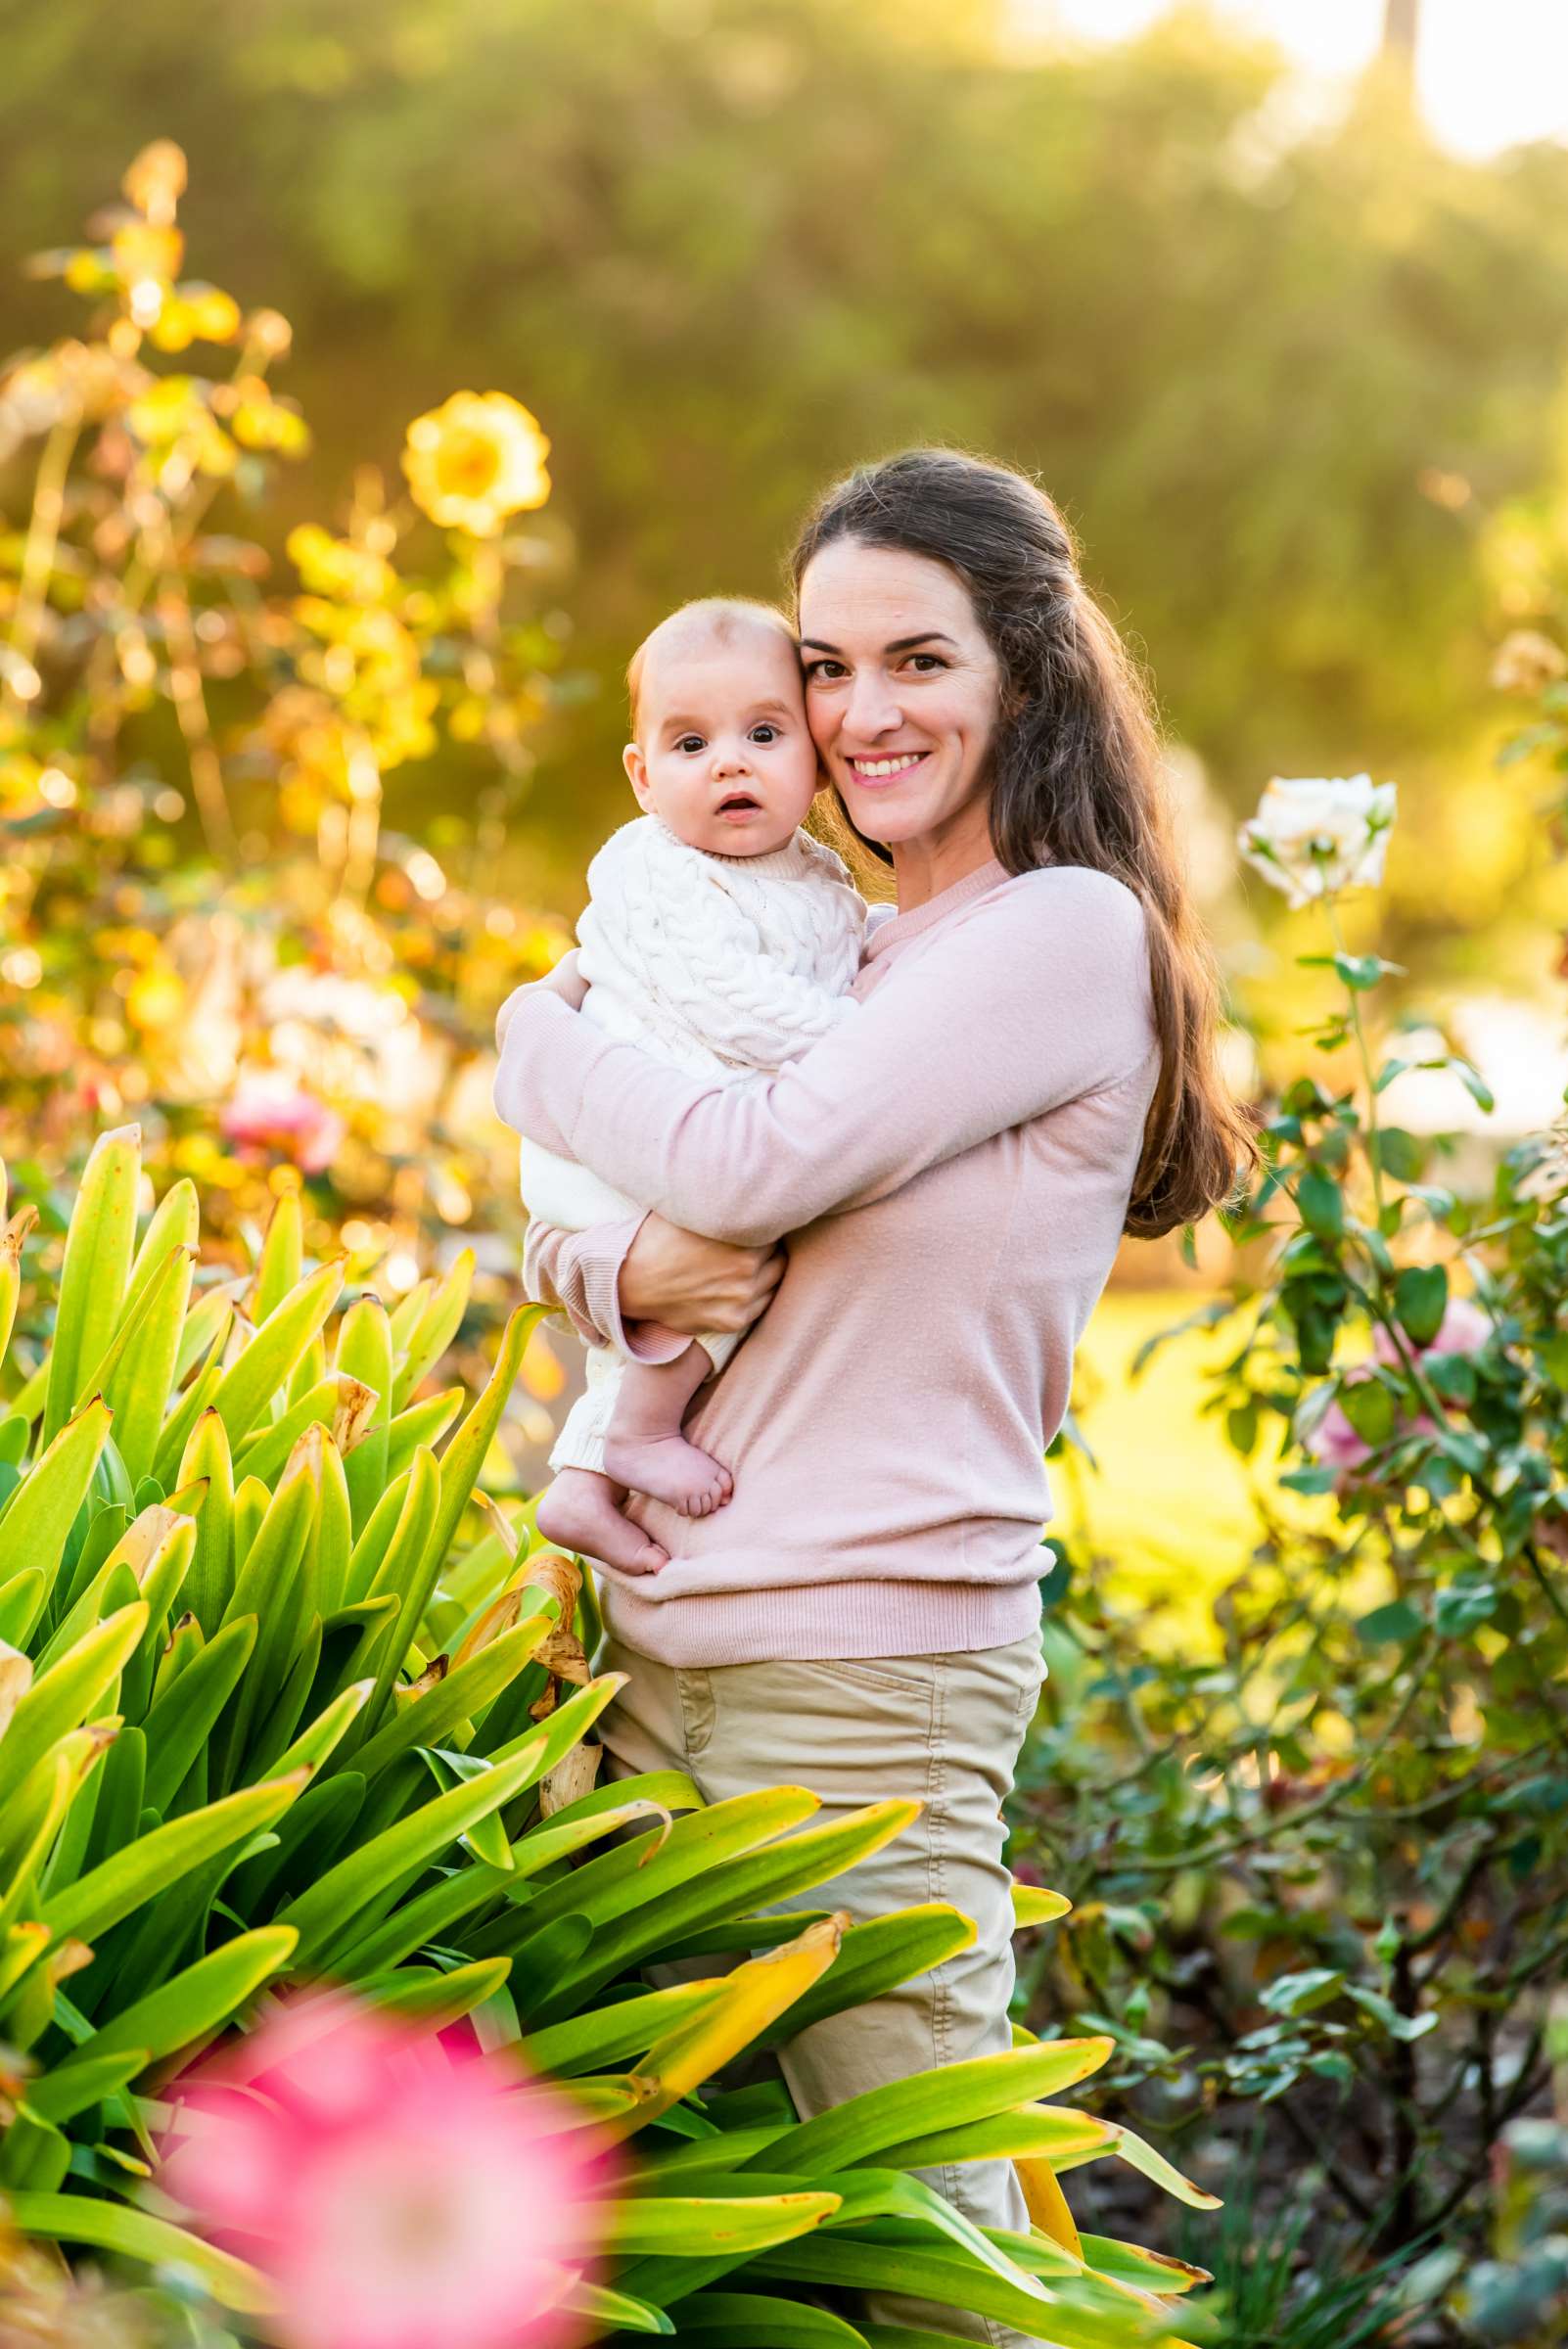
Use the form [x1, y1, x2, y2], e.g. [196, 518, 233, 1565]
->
[619, 1218, 787, 1334]
[743, 1245, 787, 1308]
[704, 1245, 785, 1331]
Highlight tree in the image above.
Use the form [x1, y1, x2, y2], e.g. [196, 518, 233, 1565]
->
[4, 0, 1567, 934]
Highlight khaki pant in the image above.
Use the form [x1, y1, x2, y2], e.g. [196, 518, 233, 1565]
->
[597, 1631, 1046, 2349]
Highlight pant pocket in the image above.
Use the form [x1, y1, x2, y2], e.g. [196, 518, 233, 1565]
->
[674, 1668, 715, 1758]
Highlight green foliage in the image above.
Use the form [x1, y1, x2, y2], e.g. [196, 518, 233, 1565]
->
[1014, 767, 1568, 2269]
[1170, 2146, 1435, 2349]
[1437, 2114, 1568, 2344]
[0, 1132, 1209, 2340]
[0, 145, 572, 1274]
[6, 0, 1568, 902]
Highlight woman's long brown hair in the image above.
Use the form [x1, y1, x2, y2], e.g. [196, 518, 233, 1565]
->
[791, 448, 1256, 1238]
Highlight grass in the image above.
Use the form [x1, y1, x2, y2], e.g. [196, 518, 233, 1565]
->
[1059, 1287, 1323, 1658]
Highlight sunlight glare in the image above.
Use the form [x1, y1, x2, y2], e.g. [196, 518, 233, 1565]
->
[1012, 0, 1568, 158]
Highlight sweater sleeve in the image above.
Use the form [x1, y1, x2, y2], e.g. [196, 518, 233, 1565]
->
[492, 868, 1156, 1248]
[521, 1212, 689, 1364]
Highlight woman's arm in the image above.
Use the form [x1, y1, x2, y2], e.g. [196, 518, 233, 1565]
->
[493, 866, 1156, 1247]
[523, 1213, 786, 1357]
[521, 1213, 683, 1360]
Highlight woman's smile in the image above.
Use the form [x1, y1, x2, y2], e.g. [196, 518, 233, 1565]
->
[844, 750, 930, 783]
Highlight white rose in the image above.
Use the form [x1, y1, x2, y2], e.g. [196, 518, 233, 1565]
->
[1237, 774, 1397, 908]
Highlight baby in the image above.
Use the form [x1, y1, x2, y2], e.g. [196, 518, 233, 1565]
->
[521, 598, 866, 1575]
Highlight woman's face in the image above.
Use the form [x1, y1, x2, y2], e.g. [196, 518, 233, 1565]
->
[798, 540, 1003, 854]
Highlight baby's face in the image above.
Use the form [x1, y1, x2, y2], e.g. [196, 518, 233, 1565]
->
[624, 628, 819, 857]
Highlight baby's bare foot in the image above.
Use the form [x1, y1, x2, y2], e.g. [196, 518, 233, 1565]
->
[601, 1431, 733, 1519]
[536, 1469, 669, 1576]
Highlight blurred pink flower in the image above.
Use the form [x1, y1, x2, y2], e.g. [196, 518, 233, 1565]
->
[161, 1997, 602, 2349]
[1306, 1391, 1376, 1477]
[220, 1072, 346, 1174]
[1306, 1297, 1488, 1487]
[1372, 1294, 1491, 1365]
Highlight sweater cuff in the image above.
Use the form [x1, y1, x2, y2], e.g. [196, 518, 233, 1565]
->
[522, 1211, 688, 1365]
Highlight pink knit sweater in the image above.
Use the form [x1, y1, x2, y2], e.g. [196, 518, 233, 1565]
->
[493, 856, 1160, 1667]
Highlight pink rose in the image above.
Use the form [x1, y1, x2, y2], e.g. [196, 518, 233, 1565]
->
[1306, 1369, 1437, 1489]
[221, 1074, 346, 1175]
[1307, 1393, 1375, 1476]
[1373, 1294, 1491, 1366]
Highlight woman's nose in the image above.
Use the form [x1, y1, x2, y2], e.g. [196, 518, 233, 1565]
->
[844, 673, 902, 739]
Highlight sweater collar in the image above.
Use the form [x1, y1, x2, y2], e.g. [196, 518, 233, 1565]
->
[650, 813, 816, 882]
[863, 854, 1011, 961]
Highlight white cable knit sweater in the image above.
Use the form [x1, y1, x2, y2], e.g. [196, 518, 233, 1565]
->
[518, 811, 866, 1276]
[583, 816, 863, 1069]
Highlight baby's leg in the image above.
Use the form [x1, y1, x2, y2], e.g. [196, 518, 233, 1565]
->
[536, 1468, 669, 1577]
[601, 1343, 733, 1518]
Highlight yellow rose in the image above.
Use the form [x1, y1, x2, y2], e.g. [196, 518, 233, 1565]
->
[126, 965, 187, 1032]
[400, 392, 550, 535]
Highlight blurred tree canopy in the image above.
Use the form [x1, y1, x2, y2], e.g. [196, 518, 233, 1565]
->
[6, 0, 1568, 917]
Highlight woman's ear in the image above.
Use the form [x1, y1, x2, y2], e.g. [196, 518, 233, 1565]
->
[623, 740, 654, 810]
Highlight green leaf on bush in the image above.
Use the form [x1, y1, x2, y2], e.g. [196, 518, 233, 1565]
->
[1357, 1599, 1424, 1646]
[1295, 1172, 1344, 1240]
[1394, 1265, 1449, 1346]
[1339, 1378, 1396, 1446]
[1425, 1351, 1476, 1404]
[1332, 952, 1404, 991]
[1452, 1058, 1496, 1115]
[1370, 1128, 1425, 1181]
[1260, 1968, 1345, 2016]
[1434, 1580, 1499, 1636]
[1347, 1985, 1437, 2042]
[1435, 1427, 1488, 1478]
[1295, 1307, 1340, 1375]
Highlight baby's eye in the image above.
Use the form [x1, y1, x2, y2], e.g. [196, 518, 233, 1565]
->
[675, 735, 706, 756]
[749, 723, 780, 744]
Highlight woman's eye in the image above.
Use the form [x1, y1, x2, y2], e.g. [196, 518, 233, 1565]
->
[804, 660, 846, 682]
[906, 654, 945, 673]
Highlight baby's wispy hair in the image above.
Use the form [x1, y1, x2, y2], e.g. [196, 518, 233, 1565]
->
[626, 596, 797, 735]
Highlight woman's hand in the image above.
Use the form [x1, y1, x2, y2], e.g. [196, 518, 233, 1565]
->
[620, 1211, 785, 1337]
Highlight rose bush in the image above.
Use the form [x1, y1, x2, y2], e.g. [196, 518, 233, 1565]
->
[1011, 742, 1568, 2310]
[0, 145, 571, 1278]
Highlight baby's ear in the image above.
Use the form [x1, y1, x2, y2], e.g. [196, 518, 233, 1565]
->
[623, 741, 654, 809]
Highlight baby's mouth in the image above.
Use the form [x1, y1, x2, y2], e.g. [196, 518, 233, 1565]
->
[716, 792, 761, 815]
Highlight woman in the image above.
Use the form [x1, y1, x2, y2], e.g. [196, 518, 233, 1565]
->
[494, 449, 1250, 2344]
